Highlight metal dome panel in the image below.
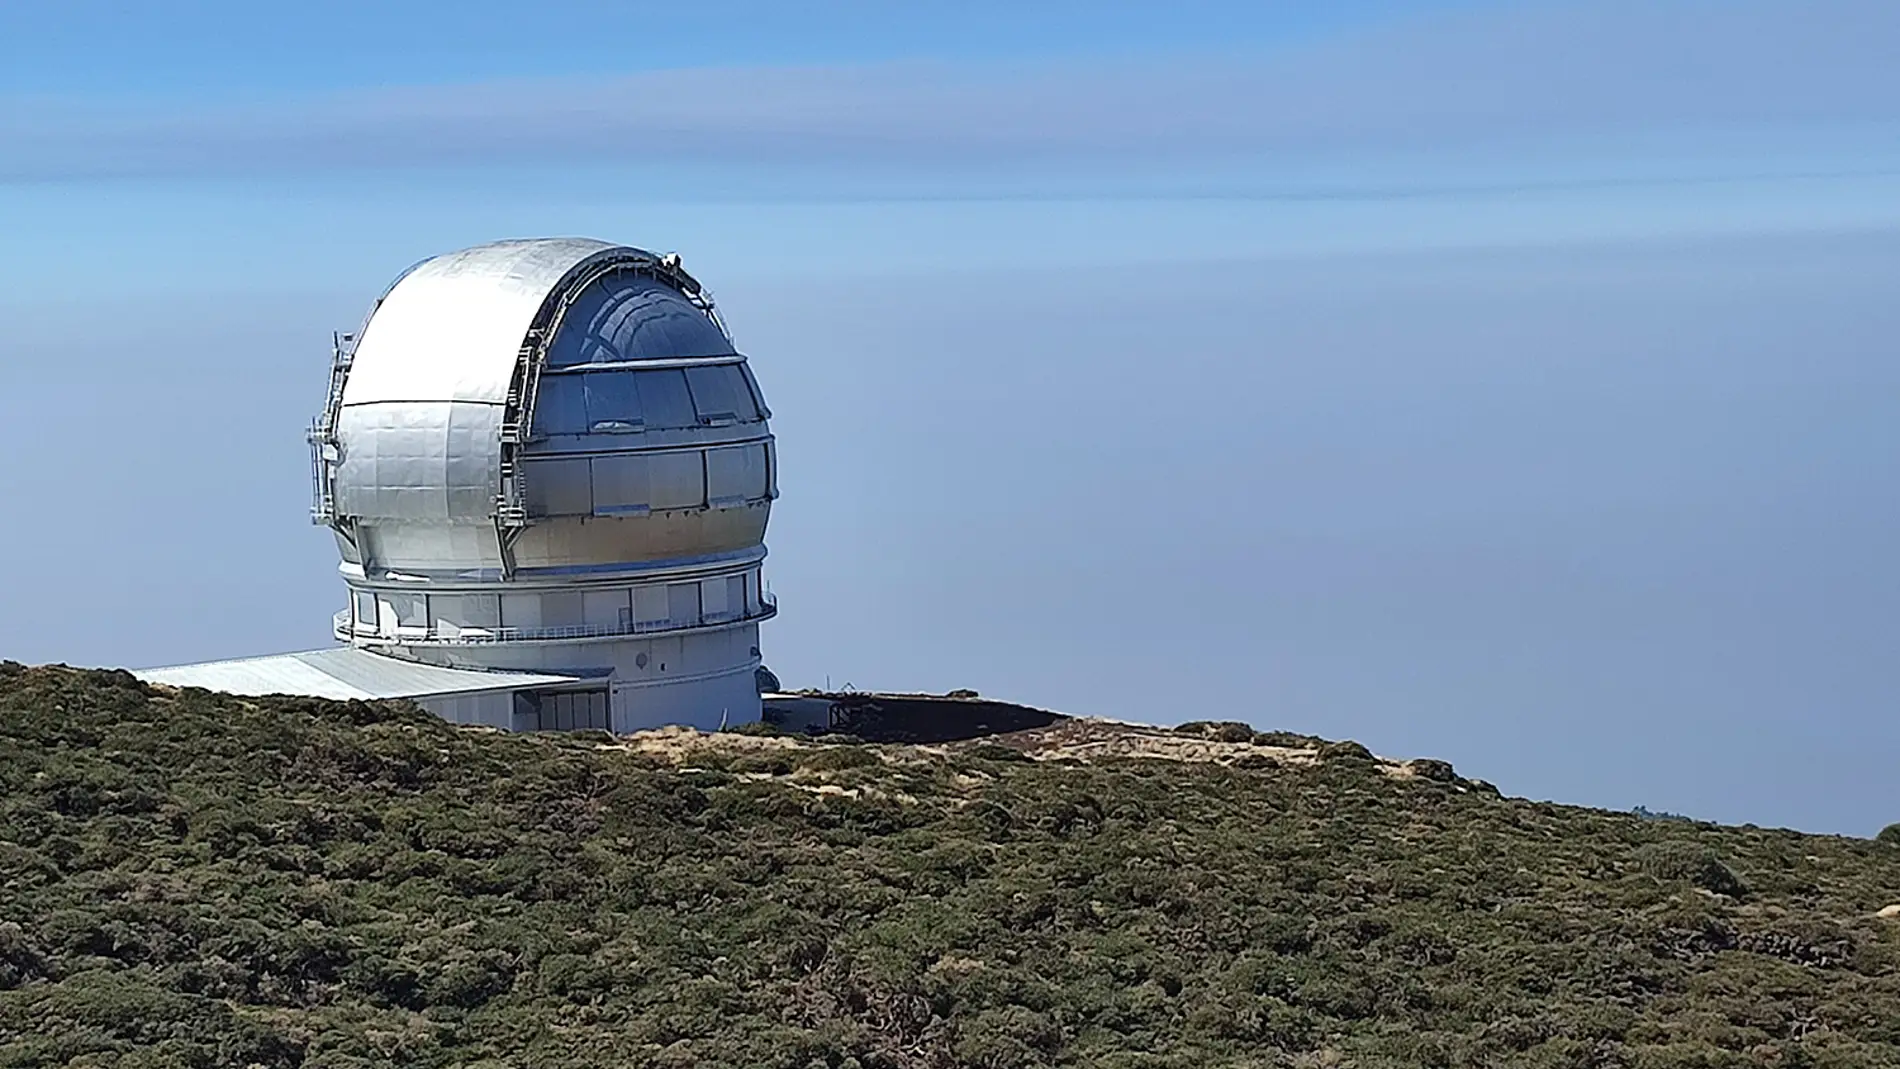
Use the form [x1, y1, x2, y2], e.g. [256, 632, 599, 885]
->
[342, 237, 617, 406]
[333, 400, 504, 523]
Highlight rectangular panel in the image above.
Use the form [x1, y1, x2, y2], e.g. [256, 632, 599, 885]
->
[334, 403, 443, 522]
[634, 369, 697, 429]
[583, 589, 629, 629]
[648, 450, 705, 510]
[590, 454, 650, 514]
[513, 691, 542, 730]
[464, 595, 501, 628]
[706, 444, 769, 505]
[333, 401, 503, 524]
[580, 693, 603, 730]
[384, 592, 427, 630]
[685, 365, 741, 424]
[443, 402, 505, 519]
[501, 593, 542, 629]
[431, 594, 501, 633]
[633, 585, 669, 626]
[728, 575, 748, 618]
[531, 374, 588, 436]
[701, 576, 730, 620]
[667, 583, 701, 628]
[737, 364, 769, 419]
[645, 636, 683, 675]
[354, 590, 378, 630]
[730, 365, 763, 422]
[540, 591, 584, 628]
[583, 371, 643, 431]
[524, 458, 592, 516]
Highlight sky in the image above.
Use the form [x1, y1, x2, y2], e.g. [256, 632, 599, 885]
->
[1, 0, 1897, 835]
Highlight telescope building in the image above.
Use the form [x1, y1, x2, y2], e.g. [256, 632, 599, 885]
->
[139, 238, 780, 733]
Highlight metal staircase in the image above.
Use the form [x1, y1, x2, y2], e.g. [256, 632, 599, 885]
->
[307, 331, 356, 524]
[495, 330, 543, 526]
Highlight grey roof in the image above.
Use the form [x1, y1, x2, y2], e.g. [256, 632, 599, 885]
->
[134, 647, 582, 701]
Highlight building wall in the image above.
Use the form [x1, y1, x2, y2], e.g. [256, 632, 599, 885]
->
[398, 622, 764, 732]
[613, 661, 760, 733]
[415, 690, 515, 731]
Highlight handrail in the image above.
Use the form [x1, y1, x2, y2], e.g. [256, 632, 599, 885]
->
[334, 595, 776, 646]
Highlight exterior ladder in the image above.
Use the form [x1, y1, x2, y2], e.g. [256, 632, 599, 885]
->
[307, 332, 356, 524]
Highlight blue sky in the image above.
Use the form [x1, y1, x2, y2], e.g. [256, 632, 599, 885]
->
[0, 1, 1420, 92]
[2, 1, 1897, 835]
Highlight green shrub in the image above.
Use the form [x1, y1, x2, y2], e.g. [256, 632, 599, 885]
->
[1405, 758, 1459, 783]
[722, 720, 784, 737]
[1, 665, 1896, 1067]
[1691, 856, 1749, 898]
[1174, 720, 1255, 742]
[796, 746, 882, 772]
[1877, 823, 1900, 847]
[1252, 730, 1326, 749]
[1637, 843, 1749, 897]
[1319, 740, 1375, 762]
[729, 752, 797, 776]
[1637, 842, 1705, 880]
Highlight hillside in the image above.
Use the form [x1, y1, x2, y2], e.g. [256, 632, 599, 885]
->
[2, 665, 1898, 1068]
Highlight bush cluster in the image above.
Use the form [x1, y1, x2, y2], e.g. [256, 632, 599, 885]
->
[2, 667, 1898, 1067]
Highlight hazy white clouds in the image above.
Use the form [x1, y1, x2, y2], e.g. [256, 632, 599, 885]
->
[3, 0, 1895, 182]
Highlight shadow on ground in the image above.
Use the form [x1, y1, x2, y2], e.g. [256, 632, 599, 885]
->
[770, 692, 1067, 744]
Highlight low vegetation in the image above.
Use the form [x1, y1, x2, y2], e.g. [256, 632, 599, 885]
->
[2, 665, 1898, 1067]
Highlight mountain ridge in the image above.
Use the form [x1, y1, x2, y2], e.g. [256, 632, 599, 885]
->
[2, 663, 1897, 1068]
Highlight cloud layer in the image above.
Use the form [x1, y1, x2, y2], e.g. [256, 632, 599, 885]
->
[2, 0, 1895, 181]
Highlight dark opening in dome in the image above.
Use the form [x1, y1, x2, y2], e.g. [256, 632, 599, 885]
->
[544, 273, 734, 368]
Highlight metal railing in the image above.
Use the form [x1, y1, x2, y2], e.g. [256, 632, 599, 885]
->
[334, 594, 776, 646]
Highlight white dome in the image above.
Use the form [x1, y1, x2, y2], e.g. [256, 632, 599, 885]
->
[308, 238, 778, 733]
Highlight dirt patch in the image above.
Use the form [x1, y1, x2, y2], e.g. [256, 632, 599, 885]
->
[952, 716, 1324, 767]
[606, 724, 807, 763]
[609, 697, 1436, 779]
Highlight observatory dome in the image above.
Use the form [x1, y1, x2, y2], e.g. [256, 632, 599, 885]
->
[308, 238, 777, 733]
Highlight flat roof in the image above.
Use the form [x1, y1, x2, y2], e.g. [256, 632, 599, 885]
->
[134, 647, 583, 702]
